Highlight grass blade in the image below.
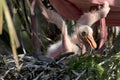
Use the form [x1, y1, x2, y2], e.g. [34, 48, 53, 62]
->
[3, 0, 20, 70]
[0, 0, 3, 34]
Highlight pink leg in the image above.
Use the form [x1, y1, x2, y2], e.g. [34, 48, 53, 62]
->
[99, 18, 108, 50]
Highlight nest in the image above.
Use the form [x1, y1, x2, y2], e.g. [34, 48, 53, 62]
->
[0, 54, 70, 80]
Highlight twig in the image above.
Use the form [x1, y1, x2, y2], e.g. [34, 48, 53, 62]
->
[75, 70, 86, 80]
[72, 70, 86, 80]
[33, 72, 44, 80]
[3, 67, 15, 78]
[71, 70, 80, 76]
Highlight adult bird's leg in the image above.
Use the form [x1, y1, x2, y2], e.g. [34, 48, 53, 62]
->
[30, 0, 41, 55]
[99, 18, 107, 51]
[98, 2, 108, 51]
[76, 1, 110, 27]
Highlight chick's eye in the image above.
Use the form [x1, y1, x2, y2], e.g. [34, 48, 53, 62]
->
[81, 31, 87, 36]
